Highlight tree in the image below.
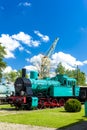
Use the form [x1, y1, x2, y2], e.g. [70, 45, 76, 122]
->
[55, 62, 65, 74]
[75, 69, 86, 85]
[0, 44, 7, 80]
[65, 69, 74, 77]
[3, 70, 21, 83]
[3, 69, 29, 83]
[55, 62, 86, 86]
[8, 71, 17, 82]
[65, 68, 86, 85]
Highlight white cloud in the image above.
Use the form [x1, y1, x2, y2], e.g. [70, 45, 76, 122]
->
[0, 34, 20, 51]
[3, 66, 17, 73]
[83, 60, 87, 64]
[25, 49, 31, 54]
[18, 2, 31, 7]
[29, 54, 43, 72]
[25, 65, 38, 72]
[51, 52, 83, 69]
[0, 32, 41, 58]
[25, 52, 87, 77]
[25, 54, 44, 73]
[26, 58, 30, 62]
[12, 32, 31, 45]
[19, 46, 24, 51]
[34, 30, 50, 42]
[12, 32, 40, 47]
[23, 2, 31, 7]
[31, 40, 40, 47]
[30, 54, 42, 64]
[3, 66, 12, 73]
[5, 50, 15, 59]
[61, 62, 75, 70]
[0, 34, 20, 58]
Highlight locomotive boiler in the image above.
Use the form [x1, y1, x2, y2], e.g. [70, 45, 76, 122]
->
[8, 68, 80, 109]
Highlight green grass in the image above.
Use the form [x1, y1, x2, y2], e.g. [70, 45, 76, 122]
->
[0, 105, 87, 128]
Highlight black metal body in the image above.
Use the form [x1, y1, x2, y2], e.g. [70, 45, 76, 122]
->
[79, 87, 87, 102]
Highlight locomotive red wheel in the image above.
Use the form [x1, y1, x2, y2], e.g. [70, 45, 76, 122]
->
[51, 99, 58, 107]
[38, 99, 45, 109]
[59, 98, 65, 106]
[52, 99, 57, 103]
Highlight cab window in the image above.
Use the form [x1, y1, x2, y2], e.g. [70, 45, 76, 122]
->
[64, 80, 66, 85]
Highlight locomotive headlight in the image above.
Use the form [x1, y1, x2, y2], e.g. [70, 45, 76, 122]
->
[20, 91, 25, 96]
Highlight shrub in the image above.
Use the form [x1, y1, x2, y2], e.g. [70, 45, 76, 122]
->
[64, 99, 81, 112]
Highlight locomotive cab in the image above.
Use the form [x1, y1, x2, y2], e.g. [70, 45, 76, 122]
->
[51, 74, 80, 97]
[56, 74, 76, 87]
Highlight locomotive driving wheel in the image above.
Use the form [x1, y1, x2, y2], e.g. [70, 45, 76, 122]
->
[51, 99, 58, 107]
[59, 98, 65, 106]
[38, 99, 45, 109]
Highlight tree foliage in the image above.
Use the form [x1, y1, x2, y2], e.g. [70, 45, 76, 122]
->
[55, 62, 65, 74]
[0, 44, 7, 80]
[55, 62, 86, 86]
[3, 70, 21, 82]
[3, 69, 29, 82]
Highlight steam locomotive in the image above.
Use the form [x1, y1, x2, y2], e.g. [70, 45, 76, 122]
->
[8, 35, 87, 109]
[8, 68, 84, 110]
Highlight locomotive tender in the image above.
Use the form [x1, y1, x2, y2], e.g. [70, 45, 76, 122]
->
[8, 68, 80, 109]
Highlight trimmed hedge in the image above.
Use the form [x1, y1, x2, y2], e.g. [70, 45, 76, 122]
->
[64, 99, 81, 112]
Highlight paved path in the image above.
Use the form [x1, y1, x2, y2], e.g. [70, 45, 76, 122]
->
[0, 123, 55, 130]
[0, 121, 87, 130]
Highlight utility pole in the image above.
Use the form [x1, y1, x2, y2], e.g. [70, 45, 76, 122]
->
[77, 65, 79, 85]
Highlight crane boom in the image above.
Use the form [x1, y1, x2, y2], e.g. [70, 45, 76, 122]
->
[39, 37, 59, 78]
[46, 37, 59, 58]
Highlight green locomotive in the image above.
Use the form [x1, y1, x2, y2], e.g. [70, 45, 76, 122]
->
[8, 68, 80, 109]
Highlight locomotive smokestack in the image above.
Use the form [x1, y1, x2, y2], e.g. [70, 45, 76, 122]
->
[22, 68, 26, 78]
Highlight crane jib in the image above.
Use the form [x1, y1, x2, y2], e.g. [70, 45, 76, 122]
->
[46, 37, 59, 58]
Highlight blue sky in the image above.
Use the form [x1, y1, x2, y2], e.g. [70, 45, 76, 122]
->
[0, 0, 87, 75]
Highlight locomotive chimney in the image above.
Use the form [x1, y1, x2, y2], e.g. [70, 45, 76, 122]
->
[22, 68, 26, 78]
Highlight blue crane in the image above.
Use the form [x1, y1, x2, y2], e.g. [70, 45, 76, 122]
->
[46, 37, 59, 58]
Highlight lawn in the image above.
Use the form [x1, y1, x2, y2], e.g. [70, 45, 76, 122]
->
[0, 104, 87, 128]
